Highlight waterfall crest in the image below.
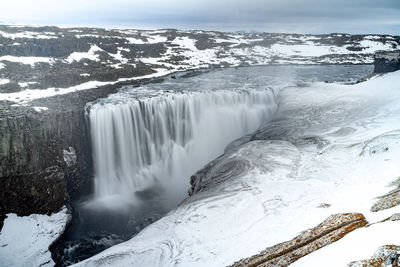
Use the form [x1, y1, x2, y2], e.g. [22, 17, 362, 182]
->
[88, 88, 277, 205]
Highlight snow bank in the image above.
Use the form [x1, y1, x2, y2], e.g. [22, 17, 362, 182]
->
[0, 79, 10, 85]
[0, 207, 70, 267]
[32, 106, 49, 112]
[65, 45, 102, 63]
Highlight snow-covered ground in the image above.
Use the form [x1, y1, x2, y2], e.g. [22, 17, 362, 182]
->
[0, 55, 55, 66]
[0, 25, 399, 104]
[73, 71, 400, 267]
[0, 207, 70, 267]
[0, 68, 171, 104]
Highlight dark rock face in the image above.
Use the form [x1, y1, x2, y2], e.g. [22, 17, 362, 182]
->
[0, 77, 165, 217]
[0, 73, 169, 219]
[0, 99, 91, 217]
[0, 166, 66, 216]
[374, 51, 400, 73]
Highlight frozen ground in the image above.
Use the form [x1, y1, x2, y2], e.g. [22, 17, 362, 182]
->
[74, 71, 400, 266]
[0, 207, 70, 267]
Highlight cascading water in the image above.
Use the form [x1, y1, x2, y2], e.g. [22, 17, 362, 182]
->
[88, 88, 277, 206]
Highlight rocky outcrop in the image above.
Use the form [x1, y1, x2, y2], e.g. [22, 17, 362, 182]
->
[348, 245, 400, 267]
[230, 213, 367, 267]
[371, 177, 400, 212]
[374, 51, 400, 73]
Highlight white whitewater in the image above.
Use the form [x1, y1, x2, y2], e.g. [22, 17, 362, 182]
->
[88, 88, 277, 205]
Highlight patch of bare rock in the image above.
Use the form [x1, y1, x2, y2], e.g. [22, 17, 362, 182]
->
[371, 177, 400, 212]
[348, 245, 400, 267]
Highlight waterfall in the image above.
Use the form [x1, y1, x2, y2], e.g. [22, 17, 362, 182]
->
[87, 88, 277, 205]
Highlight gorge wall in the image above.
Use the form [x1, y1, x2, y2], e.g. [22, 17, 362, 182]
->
[374, 50, 400, 73]
[0, 77, 165, 218]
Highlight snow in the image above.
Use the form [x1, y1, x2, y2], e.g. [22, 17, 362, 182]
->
[126, 37, 146, 44]
[0, 69, 173, 103]
[0, 207, 70, 267]
[0, 79, 10, 85]
[0, 30, 398, 103]
[270, 42, 348, 57]
[358, 39, 398, 53]
[166, 36, 230, 68]
[145, 34, 168, 43]
[213, 36, 263, 47]
[0, 30, 57, 39]
[108, 49, 129, 68]
[127, 34, 167, 44]
[267, 38, 398, 59]
[65, 45, 102, 63]
[0, 55, 54, 66]
[32, 106, 49, 112]
[74, 71, 400, 267]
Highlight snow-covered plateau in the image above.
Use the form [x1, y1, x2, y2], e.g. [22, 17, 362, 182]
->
[71, 71, 400, 267]
[0, 24, 399, 103]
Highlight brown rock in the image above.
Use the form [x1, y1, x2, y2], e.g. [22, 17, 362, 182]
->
[230, 213, 367, 267]
[371, 178, 400, 212]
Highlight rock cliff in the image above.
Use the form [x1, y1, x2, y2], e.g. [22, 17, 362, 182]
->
[374, 51, 400, 73]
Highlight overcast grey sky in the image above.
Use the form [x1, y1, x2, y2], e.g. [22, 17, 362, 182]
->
[1, 0, 399, 34]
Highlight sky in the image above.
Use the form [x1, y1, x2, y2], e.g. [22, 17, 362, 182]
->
[1, 0, 400, 34]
